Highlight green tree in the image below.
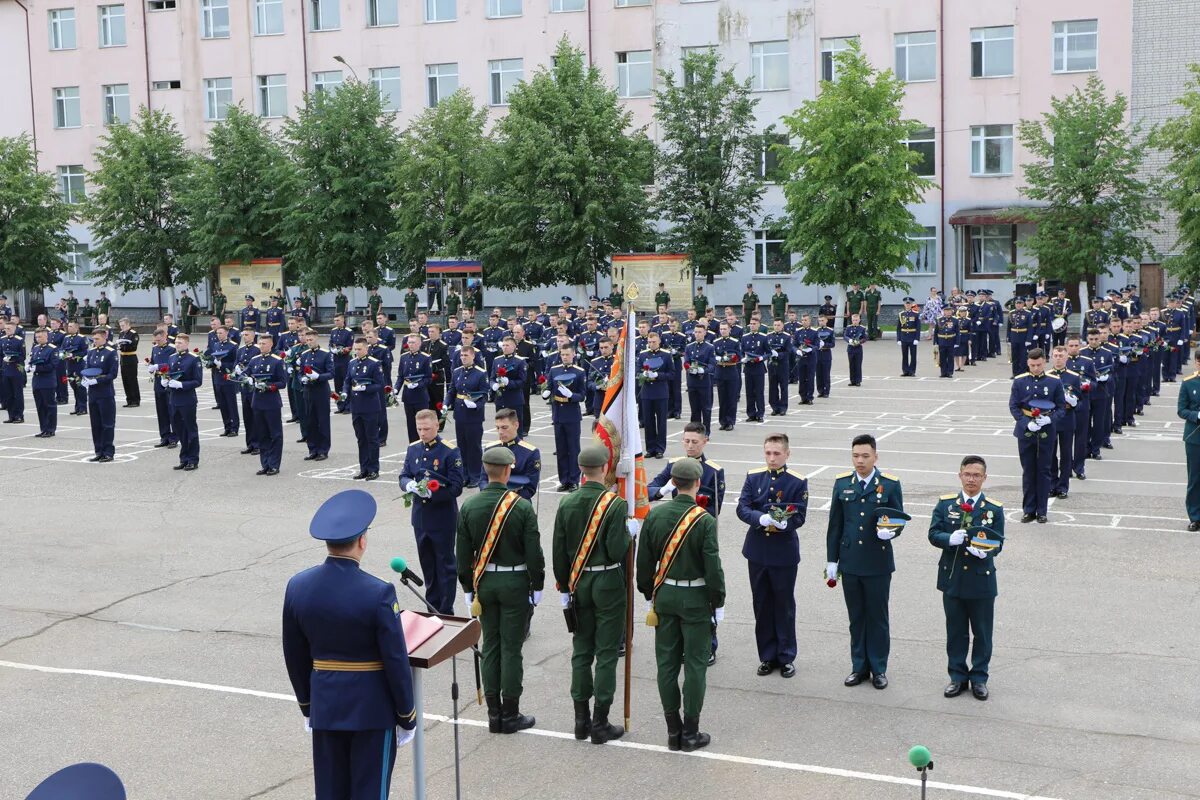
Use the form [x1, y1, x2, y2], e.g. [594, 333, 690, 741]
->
[469, 38, 654, 290]
[653, 50, 768, 284]
[279, 80, 399, 293]
[779, 42, 931, 319]
[182, 105, 290, 278]
[1015, 76, 1158, 300]
[0, 135, 74, 292]
[1156, 64, 1200, 287]
[390, 90, 489, 288]
[83, 107, 196, 306]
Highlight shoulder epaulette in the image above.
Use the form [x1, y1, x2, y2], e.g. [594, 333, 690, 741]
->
[571, 364, 584, 371]
[1064, 369, 1079, 376]
[940, 493, 959, 500]
[880, 472, 899, 481]
[668, 456, 681, 463]
[1045, 373, 1061, 380]
[47, 343, 57, 349]
[484, 440, 501, 448]
[517, 440, 536, 451]
[1184, 372, 1200, 382]
[102, 345, 114, 350]
[367, 356, 378, 362]
[474, 365, 486, 373]
[706, 460, 722, 471]
[271, 353, 282, 359]
[983, 498, 1003, 508]
[408, 440, 421, 448]
[1013, 372, 1029, 378]
[835, 470, 853, 479]
[442, 439, 456, 448]
[786, 469, 806, 480]
[747, 466, 768, 475]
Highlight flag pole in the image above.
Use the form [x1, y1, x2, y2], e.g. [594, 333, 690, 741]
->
[623, 298, 635, 733]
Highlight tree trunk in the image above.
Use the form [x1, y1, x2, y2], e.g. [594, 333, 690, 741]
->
[835, 285, 848, 333]
[1075, 278, 1089, 337]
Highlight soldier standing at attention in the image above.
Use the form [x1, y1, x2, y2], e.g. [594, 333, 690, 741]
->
[1179, 350, 1200, 531]
[741, 283, 760, 326]
[896, 297, 921, 378]
[178, 290, 195, 334]
[366, 288, 383, 322]
[843, 314, 867, 387]
[845, 284, 865, 330]
[447, 345, 488, 486]
[265, 296, 286, 342]
[344, 337, 385, 481]
[28, 329, 58, 437]
[248, 333, 287, 476]
[545, 343, 586, 491]
[765, 319, 793, 415]
[401, 409, 465, 614]
[740, 317, 768, 422]
[655, 282, 671, 312]
[333, 288, 349, 320]
[684, 324, 717, 434]
[211, 286, 227, 321]
[936, 305, 958, 379]
[81, 326, 120, 462]
[398, 333, 433, 444]
[164, 333, 203, 471]
[770, 284, 788, 321]
[1009, 348, 1066, 523]
[636, 457, 725, 752]
[96, 291, 112, 319]
[457, 446, 545, 734]
[405, 288, 419, 321]
[692, 286, 708, 319]
[638, 331, 673, 457]
[115, 318, 141, 407]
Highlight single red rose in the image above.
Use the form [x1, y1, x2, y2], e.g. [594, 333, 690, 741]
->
[643, 365, 650, 373]
[193, 347, 200, 353]
[1082, 383, 1091, 392]
[683, 361, 691, 370]
[960, 502, 974, 513]
[731, 354, 740, 363]
[436, 402, 444, 411]
[268, 385, 277, 392]
[826, 578, 838, 589]
[330, 391, 339, 401]
[384, 385, 393, 394]
[787, 504, 797, 513]
[1031, 408, 1041, 418]
[143, 357, 150, 364]
[427, 479, 440, 492]
[497, 366, 508, 377]
[60, 376, 68, 384]
[696, 494, 709, 508]
[223, 374, 230, 380]
[158, 364, 169, 373]
[538, 375, 547, 384]
[304, 365, 314, 374]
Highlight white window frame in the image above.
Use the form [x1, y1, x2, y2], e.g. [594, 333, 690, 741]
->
[310, 0, 340, 30]
[551, 0, 583, 11]
[681, 45, 714, 85]
[902, 126, 936, 177]
[254, 0, 284, 34]
[200, 0, 230, 38]
[53, 87, 81, 129]
[64, 242, 92, 283]
[370, 67, 402, 111]
[425, 0, 456, 22]
[426, 63, 459, 107]
[148, 0, 177, 10]
[313, 70, 344, 95]
[970, 124, 1014, 177]
[966, 224, 1016, 275]
[1052, 19, 1098, 74]
[49, 8, 77, 50]
[616, 51, 652, 98]
[755, 132, 788, 182]
[614, 0, 650, 7]
[487, 0, 521, 18]
[898, 226, 937, 275]
[753, 229, 790, 275]
[894, 31, 936, 83]
[257, 74, 287, 118]
[99, 5, 127, 47]
[367, 0, 399, 27]
[57, 165, 86, 205]
[971, 26, 1014, 78]
[820, 36, 856, 82]
[102, 83, 131, 126]
[489, 58, 523, 106]
[203, 77, 233, 121]
[750, 40, 789, 91]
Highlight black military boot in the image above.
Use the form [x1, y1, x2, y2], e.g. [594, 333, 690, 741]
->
[589, 703, 624, 745]
[665, 710, 683, 752]
[500, 697, 535, 733]
[485, 694, 501, 734]
[680, 716, 711, 752]
[573, 700, 591, 741]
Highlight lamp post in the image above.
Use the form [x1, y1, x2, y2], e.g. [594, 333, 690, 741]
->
[333, 54, 360, 81]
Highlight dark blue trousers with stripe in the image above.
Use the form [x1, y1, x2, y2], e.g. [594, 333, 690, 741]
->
[312, 727, 398, 800]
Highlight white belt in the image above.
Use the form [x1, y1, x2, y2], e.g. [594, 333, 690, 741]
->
[484, 564, 528, 572]
[583, 563, 622, 572]
[663, 577, 705, 587]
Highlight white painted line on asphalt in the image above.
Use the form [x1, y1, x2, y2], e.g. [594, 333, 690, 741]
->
[0, 659, 1067, 800]
[922, 400, 956, 420]
[969, 379, 999, 393]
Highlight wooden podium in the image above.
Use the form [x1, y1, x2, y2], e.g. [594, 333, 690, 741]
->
[406, 613, 481, 800]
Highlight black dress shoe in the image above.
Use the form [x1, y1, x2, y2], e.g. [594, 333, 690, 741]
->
[304, 454, 317, 461]
[944, 681, 966, 698]
[248, 448, 259, 455]
[220, 431, 238, 437]
[97, 455, 113, 463]
[352, 472, 367, 480]
[844, 672, 867, 687]
[264, 468, 279, 475]
[971, 682, 989, 700]
[211, 405, 221, 410]
[779, 663, 796, 679]
[707, 650, 716, 667]
[1020, 513, 1036, 523]
[155, 441, 170, 448]
[1091, 452, 1102, 460]
[871, 673, 888, 690]
[378, 441, 387, 448]
[364, 472, 379, 480]
[183, 463, 197, 471]
[296, 437, 307, 443]
[240, 447, 254, 454]
[756, 661, 775, 677]
[173, 463, 187, 470]
[43, 432, 55, 438]
[1188, 521, 1200, 532]
[1102, 443, 1114, 449]
[314, 454, 328, 461]
[1037, 515, 1047, 523]
[286, 417, 298, 423]
[1074, 471, 1086, 480]
[1057, 493, 1068, 500]
[256, 468, 269, 475]
[556, 483, 571, 492]
[166, 442, 178, 449]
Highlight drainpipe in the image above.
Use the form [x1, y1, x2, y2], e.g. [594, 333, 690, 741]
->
[938, 0, 946, 295]
[141, 0, 152, 107]
[586, 0, 593, 66]
[14, 0, 37, 162]
[299, 0, 310, 90]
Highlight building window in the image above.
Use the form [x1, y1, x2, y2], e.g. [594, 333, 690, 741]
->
[487, 0, 521, 17]
[1053, 20, 1098, 73]
[147, 0, 176, 9]
[57, 165, 86, 204]
[820, 36, 856, 82]
[313, 71, 344, 95]
[425, 0, 455, 22]
[426, 63, 458, 107]
[368, 0, 399, 26]
[53, 87, 81, 129]
[680, 45, 714, 85]
[903, 126, 935, 176]
[750, 41, 788, 91]
[551, 0, 583, 11]
[751, 132, 788, 182]
[49, 9, 77, 50]
[971, 26, 1014, 78]
[965, 224, 1016, 275]
[970, 125, 1013, 176]
[310, 0, 340, 30]
[254, 0, 284, 34]
[103, 84, 131, 125]
[99, 5, 127, 47]
[754, 229, 790, 275]
[895, 31, 935, 82]
[370, 67, 401, 111]
[152, 80, 182, 90]
[64, 242, 92, 282]
[257, 74, 287, 118]
[200, 0, 230, 38]
[616, 51, 652, 98]
[615, 0, 650, 7]
[203, 77, 233, 121]
[898, 226, 936, 274]
[489, 58, 523, 106]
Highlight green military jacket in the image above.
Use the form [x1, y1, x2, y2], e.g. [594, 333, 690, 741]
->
[367, 294, 383, 316]
[927, 492, 1004, 599]
[96, 297, 111, 316]
[180, 296, 194, 317]
[826, 470, 904, 576]
[692, 294, 708, 317]
[654, 290, 671, 309]
[845, 290, 864, 316]
[445, 292, 460, 316]
[771, 292, 789, 318]
[1179, 372, 1200, 444]
[865, 289, 882, 311]
[742, 292, 759, 313]
[551, 482, 630, 591]
[635, 495, 724, 609]
[212, 292, 227, 318]
[609, 290, 624, 308]
[456, 485, 545, 593]
[334, 293, 348, 316]
[404, 292, 419, 315]
[66, 297, 78, 318]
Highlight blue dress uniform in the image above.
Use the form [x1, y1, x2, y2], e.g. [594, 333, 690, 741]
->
[265, 304, 286, 340]
[1030, 296, 1052, 349]
[1111, 334, 1132, 432]
[1164, 305, 1188, 380]
[712, 336, 741, 430]
[1083, 342, 1114, 457]
[480, 436, 541, 500]
[282, 491, 418, 800]
[345, 356, 386, 478]
[249, 351, 288, 473]
[935, 314, 958, 378]
[974, 298, 993, 360]
[211, 339, 240, 435]
[1066, 352, 1097, 477]
[165, 349, 203, 468]
[1006, 305, 1031, 376]
[736, 466, 808, 670]
[1, 332, 26, 422]
[481, 324, 506, 369]
[843, 324, 867, 385]
[1048, 367, 1082, 496]
[826, 470, 904, 682]
[815, 326, 836, 397]
[765, 329, 792, 413]
[400, 436, 466, 614]
[547, 362, 586, 487]
[447, 364, 489, 486]
[63, 332, 90, 413]
[149, 342, 178, 447]
[1051, 296, 1072, 345]
[240, 298, 259, 331]
[368, 342, 393, 446]
[29, 342, 59, 435]
[1180, 367, 1200, 527]
[1009, 372, 1066, 518]
[987, 292, 1004, 356]
[792, 327, 818, 403]
[299, 346, 334, 459]
[329, 325, 354, 413]
[235, 343, 259, 452]
[490, 350, 526, 421]
[83, 344, 120, 460]
[928, 493, 1005, 691]
[955, 309, 973, 365]
[637, 347, 673, 455]
[376, 326, 397, 379]
[49, 328, 68, 403]
[741, 329, 768, 421]
[684, 340, 716, 433]
[662, 329, 687, 418]
[586, 353, 613, 419]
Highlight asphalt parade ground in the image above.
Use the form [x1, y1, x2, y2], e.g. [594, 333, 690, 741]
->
[1, 339, 1194, 800]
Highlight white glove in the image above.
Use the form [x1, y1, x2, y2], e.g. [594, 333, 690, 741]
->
[352, 384, 366, 392]
[626, 518, 640, 539]
[144, 363, 157, 374]
[304, 718, 312, 733]
[771, 518, 788, 530]
[540, 389, 551, 400]
[418, 483, 433, 499]
[876, 529, 897, 540]
[1119, 355, 1128, 363]
[560, 592, 570, 609]
[897, 339, 903, 346]
[1065, 394, 1078, 408]
[1036, 415, 1052, 428]
[300, 375, 311, 384]
[396, 726, 416, 748]
[463, 399, 477, 409]
[658, 484, 676, 499]
[83, 377, 97, 387]
[758, 513, 774, 528]
[464, 591, 474, 608]
[490, 382, 500, 391]
[966, 546, 988, 559]
[948, 531, 967, 546]
[168, 379, 183, 389]
[1026, 420, 1040, 432]
[405, 480, 419, 494]
[825, 562, 838, 581]
[1098, 374, 1109, 382]
[648, 370, 658, 379]
[530, 590, 542, 606]
[1179, 340, 1186, 346]
[818, 340, 825, 349]
[405, 381, 417, 389]
[499, 377, 509, 387]
[557, 384, 572, 398]
[714, 607, 725, 623]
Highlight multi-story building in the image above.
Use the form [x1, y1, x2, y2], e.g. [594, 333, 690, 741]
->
[0, 0, 1151, 317]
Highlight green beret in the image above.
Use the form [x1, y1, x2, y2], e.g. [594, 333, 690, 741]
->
[482, 447, 516, 466]
[578, 445, 609, 468]
[670, 457, 703, 481]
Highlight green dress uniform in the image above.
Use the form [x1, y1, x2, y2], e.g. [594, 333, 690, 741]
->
[865, 288, 883, 339]
[445, 291, 460, 318]
[845, 288, 864, 326]
[692, 293, 708, 318]
[456, 454, 545, 732]
[928, 492, 1005, 695]
[97, 296, 112, 317]
[552, 451, 631, 742]
[609, 289, 624, 308]
[334, 292, 348, 318]
[212, 291, 227, 320]
[367, 293, 383, 320]
[404, 290, 419, 320]
[771, 291, 789, 320]
[636, 459, 724, 752]
[66, 296, 78, 321]
[1178, 368, 1200, 526]
[179, 294, 195, 334]
[742, 290, 760, 324]
[655, 289, 671, 310]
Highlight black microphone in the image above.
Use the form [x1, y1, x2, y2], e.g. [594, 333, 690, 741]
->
[390, 556, 425, 587]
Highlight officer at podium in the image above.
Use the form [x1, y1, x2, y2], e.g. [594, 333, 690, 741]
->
[282, 490, 417, 800]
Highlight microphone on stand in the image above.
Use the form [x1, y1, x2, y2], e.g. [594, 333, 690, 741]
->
[390, 556, 425, 587]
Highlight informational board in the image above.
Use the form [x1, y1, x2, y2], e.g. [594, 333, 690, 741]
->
[610, 254, 690, 311]
[218, 258, 285, 311]
[426, 259, 483, 314]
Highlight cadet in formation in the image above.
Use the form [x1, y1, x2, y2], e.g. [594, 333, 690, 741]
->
[545, 343, 586, 491]
[248, 333, 287, 476]
[1180, 350, 1200, 531]
[164, 333, 203, 471]
[28, 328, 57, 437]
[82, 327, 119, 462]
[344, 338, 385, 481]
[684, 325, 716, 434]
[447, 345, 489, 487]
[1009, 348, 1066, 523]
[298, 328, 332, 461]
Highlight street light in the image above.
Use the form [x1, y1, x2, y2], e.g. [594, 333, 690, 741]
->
[332, 55, 360, 81]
